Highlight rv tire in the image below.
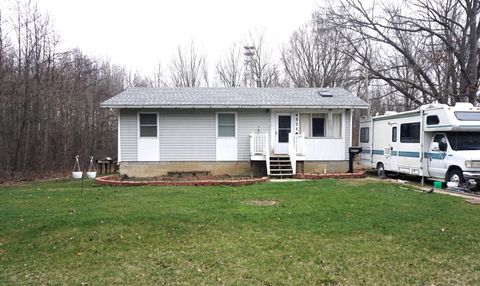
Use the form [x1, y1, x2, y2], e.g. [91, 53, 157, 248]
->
[447, 168, 464, 184]
[377, 163, 387, 179]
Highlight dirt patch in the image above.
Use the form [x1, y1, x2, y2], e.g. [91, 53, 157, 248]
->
[465, 198, 480, 205]
[243, 200, 278, 206]
[341, 178, 372, 186]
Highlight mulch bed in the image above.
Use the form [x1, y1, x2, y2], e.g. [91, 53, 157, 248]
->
[96, 175, 269, 186]
[296, 171, 365, 180]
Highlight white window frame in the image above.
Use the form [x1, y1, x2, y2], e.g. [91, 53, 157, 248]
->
[137, 112, 159, 138]
[301, 111, 343, 139]
[216, 112, 237, 139]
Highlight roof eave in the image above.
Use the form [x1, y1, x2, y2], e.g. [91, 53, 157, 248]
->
[100, 104, 369, 109]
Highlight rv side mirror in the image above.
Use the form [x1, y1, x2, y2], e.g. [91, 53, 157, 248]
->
[431, 142, 439, 151]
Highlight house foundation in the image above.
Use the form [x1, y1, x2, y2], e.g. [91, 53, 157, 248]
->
[120, 160, 349, 178]
[297, 161, 349, 174]
[121, 161, 254, 177]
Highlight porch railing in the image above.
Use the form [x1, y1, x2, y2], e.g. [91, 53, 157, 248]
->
[250, 133, 269, 155]
[250, 132, 270, 174]
[293, 133, 305, 156]
[250, 132, 305, 175]
[288, 133, 306, 175]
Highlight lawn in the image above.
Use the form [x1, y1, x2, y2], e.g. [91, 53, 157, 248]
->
[1, 178, 480, 285]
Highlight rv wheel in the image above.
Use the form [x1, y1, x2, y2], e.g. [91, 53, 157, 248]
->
[447, 169, 464, 184]
[377, 163, 386, 178]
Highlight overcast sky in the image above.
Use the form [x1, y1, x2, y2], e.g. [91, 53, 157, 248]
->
[28, 0, 319, 76]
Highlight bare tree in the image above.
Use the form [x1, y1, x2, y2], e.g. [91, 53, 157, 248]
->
[281, 12, 353, 88]
[0, 2, 125, 179]
[215, 43, 244, 87]
[327, 0, 480, 106]
[169, 42, 209, 87]
[244, 30, 281, 87]
[153, 62, 168, 87]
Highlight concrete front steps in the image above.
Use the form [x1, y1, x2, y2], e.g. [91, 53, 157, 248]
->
[269, 155, 293, 179]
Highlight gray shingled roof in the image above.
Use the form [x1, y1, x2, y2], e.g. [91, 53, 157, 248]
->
[100, 87, 369, 109]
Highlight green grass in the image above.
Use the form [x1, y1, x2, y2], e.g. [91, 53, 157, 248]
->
[1, 179, 480, 285]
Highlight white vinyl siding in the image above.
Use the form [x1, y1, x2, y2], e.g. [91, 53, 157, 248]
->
[159, 111, 216, 161]
[237, 110, 271, 160]
[119, 110, 138, 161]
[118, 108, 350, 162]
[344, 109, 351, 159]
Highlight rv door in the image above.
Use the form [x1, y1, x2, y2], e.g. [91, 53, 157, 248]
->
[389, 124, 398, 171]
[427, 133, 448, 179]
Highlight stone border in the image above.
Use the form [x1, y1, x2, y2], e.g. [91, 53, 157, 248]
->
[95, 175, 269, 186]
[296, 171, 365, 180]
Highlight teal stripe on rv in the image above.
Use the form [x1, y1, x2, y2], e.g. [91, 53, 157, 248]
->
[372, 150, 446, 159]
[424, 152, 446, 160]
[398, 151, 420, 158]
[425, 125, 452, 128]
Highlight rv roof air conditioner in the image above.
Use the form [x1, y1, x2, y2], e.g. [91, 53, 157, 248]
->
[420, 103, 447, 110]
[455, 102, 474, 109]
[384, 111, 397, 115]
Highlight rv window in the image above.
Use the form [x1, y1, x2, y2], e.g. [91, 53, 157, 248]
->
[454, 112, 480, 121]
[426, 115, 440, 125]
[218, 113, 236, 137]
[360, 127, 369, 143]
[392, 126, 397, 142]
[446, 132, 480, 151]
[139, 113, 158, 137]
[433, 134, 448, 151]
[400, 122, 420, 143]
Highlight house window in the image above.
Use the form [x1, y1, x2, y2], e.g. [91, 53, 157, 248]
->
[139, 113, 157, 137]
[426, 115, 440, 125]
[360, 127, 369, 143]
[392, 126, 397, 142]
[312, 115, 326, 137]
[330, 113, 342, 137]
[299, 113, 342, 138]
[218, 113, 236, 137]
[400, 122, 420, 143]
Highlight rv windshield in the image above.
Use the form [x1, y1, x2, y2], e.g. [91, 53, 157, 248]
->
[446, 132, 480, 151]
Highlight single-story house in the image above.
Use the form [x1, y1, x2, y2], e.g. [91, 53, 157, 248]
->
[100, 87, 368, 177]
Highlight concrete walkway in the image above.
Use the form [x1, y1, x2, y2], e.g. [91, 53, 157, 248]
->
[269, 178, 308, 183]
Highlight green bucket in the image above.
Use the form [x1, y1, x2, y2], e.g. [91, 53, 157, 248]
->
[433, 181, 443, 189]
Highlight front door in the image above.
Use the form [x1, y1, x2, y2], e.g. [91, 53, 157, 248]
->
[275, 114, 291, 154]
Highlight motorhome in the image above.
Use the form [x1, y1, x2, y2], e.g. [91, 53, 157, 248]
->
[359, 103, 480, 186]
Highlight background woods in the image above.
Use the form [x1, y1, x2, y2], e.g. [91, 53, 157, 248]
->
[0, 0, 478, 179]
[0, 3, 124, 179]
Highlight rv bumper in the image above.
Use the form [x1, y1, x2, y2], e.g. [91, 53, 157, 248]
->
[462, 171, 480, 180]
